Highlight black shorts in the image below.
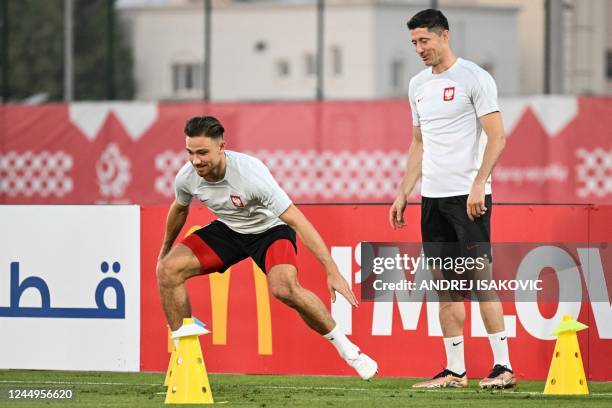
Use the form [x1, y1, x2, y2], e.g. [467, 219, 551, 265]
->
[421, 194, 492, 264]
[180, 220, 297, 274]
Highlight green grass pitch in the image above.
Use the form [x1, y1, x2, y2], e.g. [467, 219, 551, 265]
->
[1, 370, 611, 407]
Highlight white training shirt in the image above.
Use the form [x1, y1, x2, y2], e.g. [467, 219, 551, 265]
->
[174, 150, 292, 234]
[409, 58, 499, 197]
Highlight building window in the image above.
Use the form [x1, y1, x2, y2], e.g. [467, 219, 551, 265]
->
[304, 53, 316, 76]
[390, 59, 405, 91]
[607, 50, 612, 80]
[330, 46, 342, 76]
[172, 63, 203, 93]
[276, 59, 290, 77]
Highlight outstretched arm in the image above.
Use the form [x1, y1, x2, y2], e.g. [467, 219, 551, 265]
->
[280, 204, 358, 306]
[158, 200, 190, 260]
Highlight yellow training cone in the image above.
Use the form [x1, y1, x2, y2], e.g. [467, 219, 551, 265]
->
[165, 318, 213, 404]
[164, 328, 176, 387]
[544, 314, 589, 395]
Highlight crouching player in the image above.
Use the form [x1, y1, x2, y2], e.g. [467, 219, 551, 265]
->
[156, 116, 378, 380]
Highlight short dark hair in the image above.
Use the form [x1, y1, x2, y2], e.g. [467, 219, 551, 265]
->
[407, 9, 449, 35]
[184, 116, 225, 139]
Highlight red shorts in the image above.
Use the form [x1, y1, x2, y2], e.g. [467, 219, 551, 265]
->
[180, 221, 297, 274]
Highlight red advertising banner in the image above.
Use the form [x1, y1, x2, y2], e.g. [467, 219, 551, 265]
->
[140, 204, 612, 380]
[1, 98, 611, 205]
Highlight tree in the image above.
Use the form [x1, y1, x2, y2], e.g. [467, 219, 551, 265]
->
[2, 0, 134, 102]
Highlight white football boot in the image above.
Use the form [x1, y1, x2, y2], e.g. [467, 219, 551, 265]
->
[346, 352, 378, 380]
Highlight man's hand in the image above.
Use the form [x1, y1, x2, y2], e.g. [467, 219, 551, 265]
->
[389, 194, 408, 229]
[467, 182, 487, 221]
[280, 204, 358, 306]
[325, 262, 358, 307]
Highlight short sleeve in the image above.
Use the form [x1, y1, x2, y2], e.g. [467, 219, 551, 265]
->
[174, 168, 193, 206]
[249, 160, 292, 217]
[408, 78, 420, 127]
[471, 69, 499, 118]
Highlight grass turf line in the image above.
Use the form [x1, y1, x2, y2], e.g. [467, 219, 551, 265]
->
[0, 370, 611, 407]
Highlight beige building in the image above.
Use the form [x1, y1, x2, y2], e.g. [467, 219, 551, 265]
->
[118, 0, 612, 100]
[119, 0, 520, 100]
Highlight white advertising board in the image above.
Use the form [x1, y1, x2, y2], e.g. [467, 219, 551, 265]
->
[0, 206, 140, 371]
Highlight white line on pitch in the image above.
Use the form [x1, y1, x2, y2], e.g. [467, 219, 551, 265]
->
[0, 380, 366, 391]
[254, 385, 369, 391]
[2, 380, 611, 397]
[0, 380, 160, 386]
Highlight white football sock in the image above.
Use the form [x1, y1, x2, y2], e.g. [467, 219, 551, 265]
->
[488, 331, 511, 369]
[323, 325, 359, 360]
[443, 335, 466, 375]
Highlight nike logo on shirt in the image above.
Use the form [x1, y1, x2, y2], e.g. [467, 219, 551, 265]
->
[453, 341, 463, 346]
[500, 336, 507, 341]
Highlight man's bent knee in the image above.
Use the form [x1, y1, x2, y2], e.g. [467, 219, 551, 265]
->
[268, 265, 300, 305]
[156, 259, 183, 288]
[270, 283, 296, 305]
[156, 256, 198, 289]
[157, 245, 203, 288]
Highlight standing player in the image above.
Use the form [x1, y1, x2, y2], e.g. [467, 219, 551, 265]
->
[156, 116, 377, 380]
[389, 9, 515, 388]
